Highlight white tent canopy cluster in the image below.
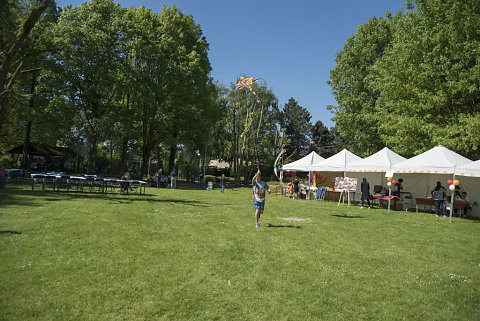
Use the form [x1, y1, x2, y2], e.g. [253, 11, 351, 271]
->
[281, 145, 480, 217]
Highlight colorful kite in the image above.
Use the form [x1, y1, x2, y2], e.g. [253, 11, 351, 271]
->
[235, 77, 261, 102]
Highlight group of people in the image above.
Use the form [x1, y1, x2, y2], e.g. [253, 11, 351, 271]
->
[431, 182, 470, 217]
[151, 169, 178, 189]
[359, 177, 406, 210]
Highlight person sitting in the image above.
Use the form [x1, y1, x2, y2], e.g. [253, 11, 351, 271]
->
[461, 192, 471, 217]
[118, 170, 131, 193]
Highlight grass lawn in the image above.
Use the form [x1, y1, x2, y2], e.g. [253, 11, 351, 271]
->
[1, 183, 479, 320]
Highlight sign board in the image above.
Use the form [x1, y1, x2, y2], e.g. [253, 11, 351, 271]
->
[334, 177, 358, 191]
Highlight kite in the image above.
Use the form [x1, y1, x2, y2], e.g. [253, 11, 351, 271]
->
[235, 77, 261, 102]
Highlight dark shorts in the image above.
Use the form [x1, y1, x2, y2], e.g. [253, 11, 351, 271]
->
[253, 201, 265, 211]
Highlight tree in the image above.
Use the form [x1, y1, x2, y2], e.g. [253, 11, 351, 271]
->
[372, 0, 480, 158]
[220, 79, 279, 184]
[0, 0, 54, 132]
[329, 0, 480, 159]
[327, 15, 395, 156]
[41, 0, 126, 173]
[280, 97, 312, 158]
[310, 120, 335, 158]
[156, 5, 218, 173]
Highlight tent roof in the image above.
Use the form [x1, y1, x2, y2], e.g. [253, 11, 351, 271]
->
[309, 149, 362, 172]
[456, 159, 480, 177]
[391, 145, 472, 174]
[6, 143, 76, 158]
[282, 151, 325, 172]
[347, 147, 406, 172]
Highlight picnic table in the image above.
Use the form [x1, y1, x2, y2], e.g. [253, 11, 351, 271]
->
[31, 174, 147, 194]
[371, 194, 402, 208]
[415, 197, 470, 213]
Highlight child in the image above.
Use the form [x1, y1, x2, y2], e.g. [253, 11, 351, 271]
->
[252, 170, 270, 228]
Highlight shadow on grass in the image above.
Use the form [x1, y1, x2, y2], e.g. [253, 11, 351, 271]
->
[160, 182, 246, 192]
[0, 230, 21, 234]
[0, 186, 209, 208]
[331, 214, 363, 219]
[266, 223, 301, 229]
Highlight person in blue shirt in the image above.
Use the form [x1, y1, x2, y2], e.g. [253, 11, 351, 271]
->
[252, 169, 270, 228]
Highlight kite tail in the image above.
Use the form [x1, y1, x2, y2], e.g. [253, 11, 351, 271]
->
[251, 90, 261, 103]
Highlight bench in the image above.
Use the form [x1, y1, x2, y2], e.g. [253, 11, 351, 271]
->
[415, 198, 470, 213]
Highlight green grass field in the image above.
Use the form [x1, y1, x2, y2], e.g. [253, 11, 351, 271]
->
[1, 183, 479, 320]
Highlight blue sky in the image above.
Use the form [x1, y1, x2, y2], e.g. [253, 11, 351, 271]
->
[56, 0, 407, 128]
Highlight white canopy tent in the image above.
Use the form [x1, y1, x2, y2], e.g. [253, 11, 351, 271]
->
[346, 147, 407, 202]
[456, 160, 480, 178]
[391, 146, 476, 219]
[347, 147, 406, 173]
[391, 145, 472, 174]
[281, 151, 325, 172]
[310, 149, 362, 176]
[281, 151, 325, 200]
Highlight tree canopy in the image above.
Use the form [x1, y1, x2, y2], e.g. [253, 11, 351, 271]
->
[329, 0, 480, 159]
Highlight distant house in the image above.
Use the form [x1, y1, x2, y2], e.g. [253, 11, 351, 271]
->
[208, 159, 230, 169]
[7, 142, 77, 171]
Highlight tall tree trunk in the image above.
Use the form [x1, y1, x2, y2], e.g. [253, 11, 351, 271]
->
[119, 137, 128, 176]
[109, 141, 114, 176]
[22, 121, 31, 169]
[87, 134, 97, 174]
[22, 74, 36, 169]
[168, 145, 177, 174]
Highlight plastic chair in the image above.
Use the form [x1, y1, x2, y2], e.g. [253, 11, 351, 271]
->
[373, 185, 383, 194]
[399, 194, 412, 211]
[316, 187, 326, 201]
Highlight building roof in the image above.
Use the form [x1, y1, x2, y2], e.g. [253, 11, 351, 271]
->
[7, 143, 76, 158]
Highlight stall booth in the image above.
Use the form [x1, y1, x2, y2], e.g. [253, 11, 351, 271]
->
[390, 146, 478, 218]
[309, 149, 363, 202]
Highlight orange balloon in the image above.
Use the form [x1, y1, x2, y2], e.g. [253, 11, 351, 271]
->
[387, 177, 392, 182]
[453, 180, 460, 186]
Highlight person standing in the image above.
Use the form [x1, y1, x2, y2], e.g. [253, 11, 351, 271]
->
[170, 168, 177, 189]
[431, 181, 447, 217]
[360, 177, 370, 209]
[220, 174, 226, 194]
[292, 177, 300, 200]
[392, 178, 404, 210]
[199, 171, 204, 189]
[252, 169, 270, 228]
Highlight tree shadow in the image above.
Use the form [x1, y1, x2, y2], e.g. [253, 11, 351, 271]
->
[331, 214, 363, 219]
[266, 223, 301, 229]
[0, 230, 21, 234]
[0, 187, 209, 208]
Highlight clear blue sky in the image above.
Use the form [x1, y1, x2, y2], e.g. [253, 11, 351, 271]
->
[56, 0, 406, 128]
